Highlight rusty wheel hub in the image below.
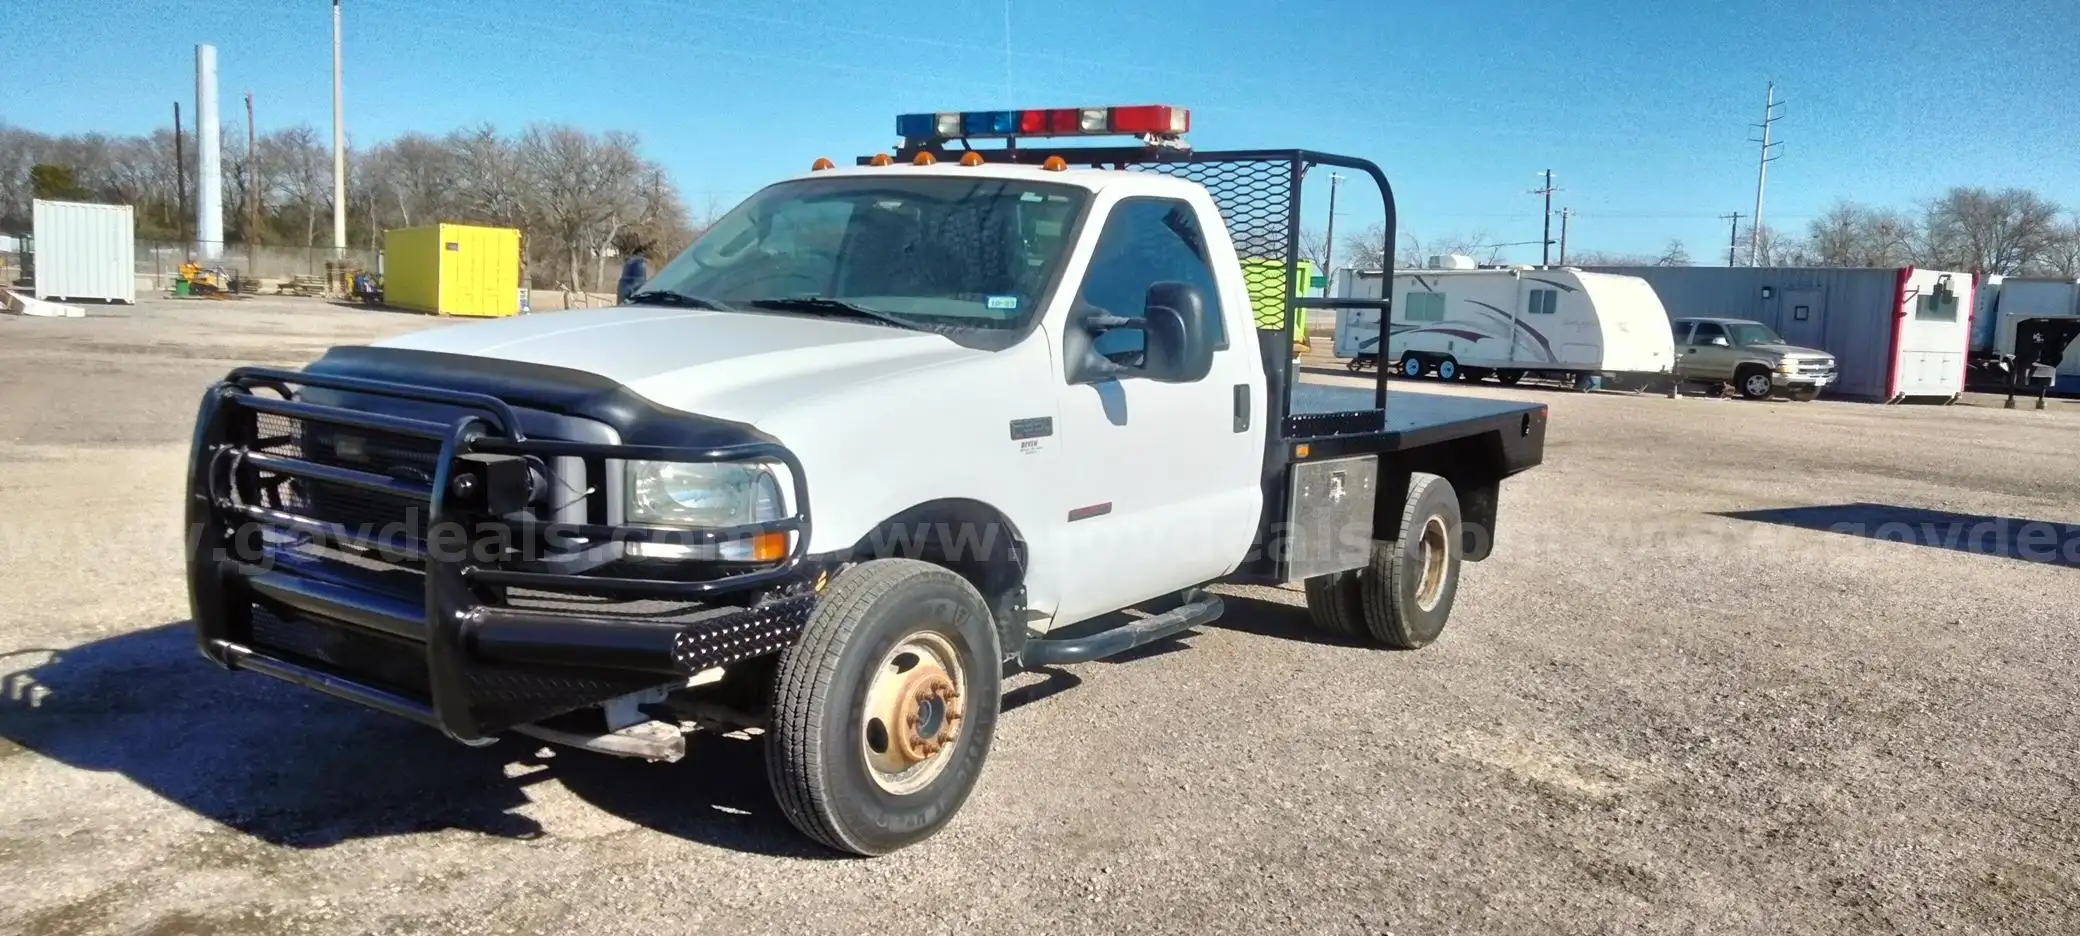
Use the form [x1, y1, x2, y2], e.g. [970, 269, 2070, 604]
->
[862, 631, 968, 795]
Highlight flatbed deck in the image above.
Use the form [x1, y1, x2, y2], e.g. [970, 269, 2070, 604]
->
[1291, 381, 1546, 453]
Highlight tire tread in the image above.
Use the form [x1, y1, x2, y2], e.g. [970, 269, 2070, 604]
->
[1358, 472, 1458, 649]
[766, 558, 959, 855]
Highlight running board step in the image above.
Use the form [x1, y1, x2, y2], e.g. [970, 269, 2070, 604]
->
[1018, 597, 1224, 667]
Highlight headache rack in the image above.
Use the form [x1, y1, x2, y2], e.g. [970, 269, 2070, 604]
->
[185, 367, 818, 744]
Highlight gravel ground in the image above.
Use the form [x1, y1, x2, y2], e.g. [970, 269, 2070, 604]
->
[3, 296, 2078, 935]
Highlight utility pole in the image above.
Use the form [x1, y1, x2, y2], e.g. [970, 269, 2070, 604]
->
[331, 0, 347, 258]
[1748, 82, 1784, 267]
[1720, 212, 1744, 266]
[1557, 208, 1571, 265]
[246, 92, 259, 272]
[1530, 170, 1560, 266]
[174, 102, 189, 262]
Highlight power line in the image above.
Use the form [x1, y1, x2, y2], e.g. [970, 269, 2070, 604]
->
[1748, 81, 1785, 267]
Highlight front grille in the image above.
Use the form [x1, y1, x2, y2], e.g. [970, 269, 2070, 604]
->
[246, 411, 441, 544]
[249, 604, 430, 696]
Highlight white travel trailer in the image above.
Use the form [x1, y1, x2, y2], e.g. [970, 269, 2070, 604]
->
[1331, 267, 1676, 387]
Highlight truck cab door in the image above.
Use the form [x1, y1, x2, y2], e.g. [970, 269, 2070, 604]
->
[1684, 321, 1735, 380]
[1048, 195, 1265, 626]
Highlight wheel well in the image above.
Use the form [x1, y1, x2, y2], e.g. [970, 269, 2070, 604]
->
[1735, 361, 1771, 376]
[845, 499, 1029, 644]
[1374, 436, 1507, 563]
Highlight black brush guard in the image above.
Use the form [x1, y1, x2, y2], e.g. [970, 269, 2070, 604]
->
[184, 366, 817, 744]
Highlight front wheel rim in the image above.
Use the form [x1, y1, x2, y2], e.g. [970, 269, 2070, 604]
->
[860, 630, 967, 796]
[1439, 362, 1456, 379]
[1745, 375, 1771, 396]
[1404, 358, 1421, 376]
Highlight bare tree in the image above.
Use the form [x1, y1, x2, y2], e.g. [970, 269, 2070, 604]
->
[260, 124, 331, 247]
[1741, 223, 1813, 267]
[0, 123, 45, 230]
[1340, 221, 1388, 270]
[517, 124, 653, 294]
[1393, 229, 1504, 268]
[446, 125, 528, 229]
[2042, 213, 2080, 278]
[1919, 186, 2060, 273]
[1298, 227, 1330, 273]
[1656, 239, 1691, 266]
[1806, 200, 1917, 267]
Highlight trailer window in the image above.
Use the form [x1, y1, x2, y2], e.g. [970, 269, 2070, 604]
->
[1403, 292, 1445, 322]
[1076, 197, 1228, 361]
[1527, 289, 1558, 315]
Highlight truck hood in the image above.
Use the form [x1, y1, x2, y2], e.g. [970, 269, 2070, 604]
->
[369, 305, 983, 423]
[1749, 342, 1832, 360]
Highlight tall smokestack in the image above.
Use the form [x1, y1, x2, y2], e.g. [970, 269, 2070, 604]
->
[331, 0, 346, 256]
[195, 43, 223, 260]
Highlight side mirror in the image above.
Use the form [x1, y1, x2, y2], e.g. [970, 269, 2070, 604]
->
[1139, 281, 1215, 382]
[1068, 282, 1215, 384]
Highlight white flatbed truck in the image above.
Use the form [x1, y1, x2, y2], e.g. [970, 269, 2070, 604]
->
[182, 105, 1549, 856]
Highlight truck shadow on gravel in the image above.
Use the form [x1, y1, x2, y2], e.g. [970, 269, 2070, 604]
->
[0, 623, 860, 859]
[1718, 503, 2080, 569]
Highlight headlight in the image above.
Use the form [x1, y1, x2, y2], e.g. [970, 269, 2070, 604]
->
[625, 460, 790, 563]
[1775, 359, 1799, 374]
[626, 460, 785, 527]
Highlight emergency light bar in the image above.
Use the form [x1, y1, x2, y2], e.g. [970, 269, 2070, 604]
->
[896, 105, 1190, 143]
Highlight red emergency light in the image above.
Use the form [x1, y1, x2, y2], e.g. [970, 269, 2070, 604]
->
[896, 105, 1190, 142]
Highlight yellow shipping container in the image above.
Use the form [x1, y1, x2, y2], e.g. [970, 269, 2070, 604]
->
[382, 223, 521, 317]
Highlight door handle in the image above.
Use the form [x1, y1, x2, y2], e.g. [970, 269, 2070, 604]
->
[1232, 384, 1250, 432]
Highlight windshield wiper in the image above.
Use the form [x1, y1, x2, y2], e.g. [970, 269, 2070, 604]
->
[624, 289, 733, 310]
[741, 297, 915, 330]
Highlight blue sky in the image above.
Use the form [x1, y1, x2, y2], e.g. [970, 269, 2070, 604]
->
[3, 0, 2075, 263]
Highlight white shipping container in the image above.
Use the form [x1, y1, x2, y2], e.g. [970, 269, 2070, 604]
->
[33, 199, 136, 304]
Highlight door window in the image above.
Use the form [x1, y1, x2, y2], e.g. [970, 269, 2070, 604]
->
[1076, 197, 1227, 362]
[1689, 321, 1729, 345]
[1671, 321, 1693, 343]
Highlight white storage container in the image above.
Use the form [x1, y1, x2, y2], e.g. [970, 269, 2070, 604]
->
[33, 199, 136, 304]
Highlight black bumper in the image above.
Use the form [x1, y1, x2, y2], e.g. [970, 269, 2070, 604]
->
[184, 365, 818, 744]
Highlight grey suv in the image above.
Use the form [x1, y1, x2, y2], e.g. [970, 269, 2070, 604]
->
[1671, 317, 1838, 401]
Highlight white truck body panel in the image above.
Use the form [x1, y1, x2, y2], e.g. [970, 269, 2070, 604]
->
[1330, 268, 1674, 376]
[1986, 278, 2080, 387]
[371, 163, 1267, 629]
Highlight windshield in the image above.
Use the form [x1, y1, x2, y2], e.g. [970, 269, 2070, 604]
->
[1728, 323, 1785, 346]
[637, 175, 1089, 350]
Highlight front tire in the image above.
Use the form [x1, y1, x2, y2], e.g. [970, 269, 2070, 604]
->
[1736, 367, 1775, 401]
[765, 559, 1003, 856]
[1436, 357, 1460, 381]
[1400, 353, 1427, 378]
